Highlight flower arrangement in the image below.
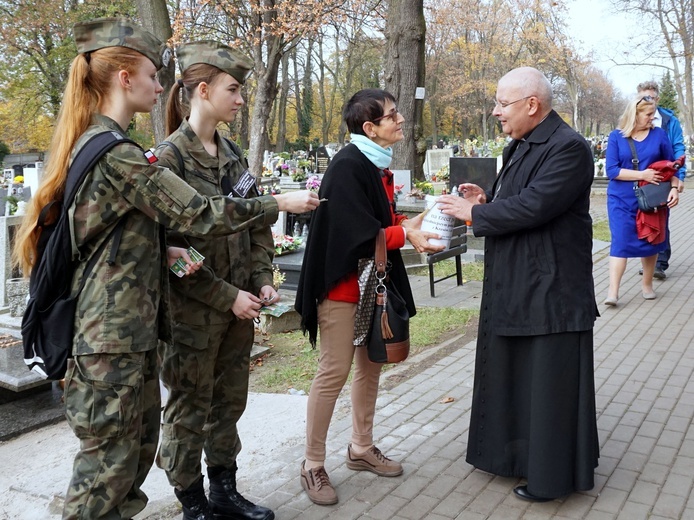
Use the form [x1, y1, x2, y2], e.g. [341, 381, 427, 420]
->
[305, 175, 321, 192]
[273, 233, 302, 255]
[298, 158, 312, 170]
[257, 184, 282, 196]
[394, 183, 404, 203]
[291, 169, 307, 182]
[13, 176, 24, 184]
[595, 160, 605, 176]
[407, 188, 426, 200]
[413, 179, 434, 195]
[435, 165, 450, 181]
[4, 195, 19, 215]
[272, 264, 286, 290]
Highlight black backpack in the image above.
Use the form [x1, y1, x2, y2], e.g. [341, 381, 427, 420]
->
[22, 131, 137, 380]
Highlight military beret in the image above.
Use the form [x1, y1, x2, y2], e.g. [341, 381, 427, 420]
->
[177, 40, 253, 84]
[74, 17, 172, 70]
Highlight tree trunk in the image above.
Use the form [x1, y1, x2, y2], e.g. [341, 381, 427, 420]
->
[135, 0, 174, 143]
[317, 33, 333, 145]
[292, 48, 304, 143]
[276, 52, 290, 152]
[301, 39, 314, 143]
[383, 0, 426, 180]
[248, 52, 282, 175]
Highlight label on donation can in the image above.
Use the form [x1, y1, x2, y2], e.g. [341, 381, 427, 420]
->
[420, 195, 455, 249]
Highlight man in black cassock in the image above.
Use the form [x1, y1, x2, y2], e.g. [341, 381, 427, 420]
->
[438, 67, 600, 502]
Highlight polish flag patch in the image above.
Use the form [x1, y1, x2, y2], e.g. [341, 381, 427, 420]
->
[144, 150, 158, 164]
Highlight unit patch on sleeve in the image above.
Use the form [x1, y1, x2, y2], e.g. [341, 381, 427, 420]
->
[231, 169, 256, 198]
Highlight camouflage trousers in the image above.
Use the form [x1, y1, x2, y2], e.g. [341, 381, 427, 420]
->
[157, 318, 254, 490]
[62, 349, 160, 520]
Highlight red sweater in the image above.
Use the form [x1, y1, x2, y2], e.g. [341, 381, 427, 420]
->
[327, 169, 406, 303]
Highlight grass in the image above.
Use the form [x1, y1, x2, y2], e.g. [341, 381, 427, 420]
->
[593, 218, 611, 242]
[250, 306, 478, 394]
[408, 259, 484, 280]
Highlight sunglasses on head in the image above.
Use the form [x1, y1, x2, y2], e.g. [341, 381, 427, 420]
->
[637, 95, 655, 106]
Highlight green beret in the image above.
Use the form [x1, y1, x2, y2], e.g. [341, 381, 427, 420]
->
[74, 17, 172, 70]
[177, 40, 253, 84]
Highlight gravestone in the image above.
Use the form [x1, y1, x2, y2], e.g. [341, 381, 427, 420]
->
[449, 157, 499, 193]
[449, 157, 499, 253]
[315, 146, 331, 174]
[273, 248, 304, 291]
[0, 215, 22, 306]
[424, 149, 453, 179]
[391, 170, 412, 192]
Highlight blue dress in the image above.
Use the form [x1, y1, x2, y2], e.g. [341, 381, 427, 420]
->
[605, 128, 673, 257]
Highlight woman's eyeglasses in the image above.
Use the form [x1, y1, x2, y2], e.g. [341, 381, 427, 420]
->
[372, 108, 400, 124]
[637, 95, 655, 106]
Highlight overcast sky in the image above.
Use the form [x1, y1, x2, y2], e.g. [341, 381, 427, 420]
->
[565, 0, 664, 96]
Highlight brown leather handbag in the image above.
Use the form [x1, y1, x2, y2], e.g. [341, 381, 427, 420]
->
[366, 229, 410, 363]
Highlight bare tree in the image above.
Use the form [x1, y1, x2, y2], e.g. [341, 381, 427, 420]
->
[614, 0, 693, 134]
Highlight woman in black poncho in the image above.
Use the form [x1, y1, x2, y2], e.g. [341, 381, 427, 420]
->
[295, 88, 442, 505]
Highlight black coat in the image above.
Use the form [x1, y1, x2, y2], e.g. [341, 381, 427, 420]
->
[466, 110, 600, 497]
[472, 110, 598, 335]
[296, 144, 415, 346]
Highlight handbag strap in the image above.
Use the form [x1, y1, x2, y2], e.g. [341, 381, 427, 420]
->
[627, 137, 639, 170]
[375, 228, 387, 275]
[627, 137, 642, 193]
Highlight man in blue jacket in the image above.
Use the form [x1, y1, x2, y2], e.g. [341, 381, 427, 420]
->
[637, 81, 686, 280]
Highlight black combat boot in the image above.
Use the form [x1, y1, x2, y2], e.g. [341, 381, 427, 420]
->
[174, 476, 214, 520]
[208, 464, 275, 520]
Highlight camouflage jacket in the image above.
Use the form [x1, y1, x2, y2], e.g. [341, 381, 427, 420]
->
[69, 115, 279, 354]
[158, 119, 274, 326]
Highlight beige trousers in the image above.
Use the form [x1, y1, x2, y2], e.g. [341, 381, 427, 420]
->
[305, 299, 383, 462]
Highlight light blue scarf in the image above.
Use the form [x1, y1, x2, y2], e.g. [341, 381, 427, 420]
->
[350, 134, 393, 170]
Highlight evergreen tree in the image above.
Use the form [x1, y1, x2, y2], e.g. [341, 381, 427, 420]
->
[659, 72, 678, 114]
[0, 141, 9, 164]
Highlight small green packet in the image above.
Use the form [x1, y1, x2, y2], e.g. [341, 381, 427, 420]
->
[170, 247, 205, 278]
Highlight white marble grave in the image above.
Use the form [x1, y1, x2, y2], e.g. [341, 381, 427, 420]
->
[423, 149, 453, 179]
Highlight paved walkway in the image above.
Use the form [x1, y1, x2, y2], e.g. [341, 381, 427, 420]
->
[1, 190, 693, 519]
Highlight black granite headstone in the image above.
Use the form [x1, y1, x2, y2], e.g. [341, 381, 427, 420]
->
[449, 157, 498, 193]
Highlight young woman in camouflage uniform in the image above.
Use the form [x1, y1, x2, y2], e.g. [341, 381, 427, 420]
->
[12, 19, 318, 520]
[154, 41, 275, 520]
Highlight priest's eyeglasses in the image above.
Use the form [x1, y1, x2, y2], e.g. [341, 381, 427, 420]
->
[494, 96, 532, 108]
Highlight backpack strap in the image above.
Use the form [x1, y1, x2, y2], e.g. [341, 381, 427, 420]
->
[75, 219, 126, 295]
[158, 140, 185, 176]
[223, 138, 248, 168]
[222, 137, 256, 196]
[62, 131, 136, 292]
[64, 131, 139, 207]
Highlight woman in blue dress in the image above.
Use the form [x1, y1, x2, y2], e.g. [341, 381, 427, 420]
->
[604, 95, 679, 305]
